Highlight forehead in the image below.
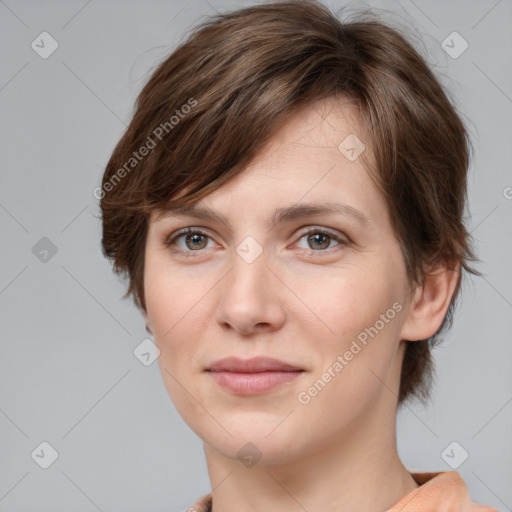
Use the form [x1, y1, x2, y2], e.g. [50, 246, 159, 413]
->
[152, 97, 383, 224]
[278, 97, 367, 149]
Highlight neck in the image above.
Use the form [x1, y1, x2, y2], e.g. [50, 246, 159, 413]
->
[203, 397, 419, 512]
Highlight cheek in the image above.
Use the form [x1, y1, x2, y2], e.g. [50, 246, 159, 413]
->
[289, 259, 402, 348]
[293, 259, 405, 399]
[295, 309, 404, 436]
[143, 252, 207, 377]
[144, 244, 208, 334]
[144, 262, 210, 429]
[146, 278, 207, 356]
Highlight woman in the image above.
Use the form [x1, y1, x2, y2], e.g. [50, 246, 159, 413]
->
[99, 1, 497, 510]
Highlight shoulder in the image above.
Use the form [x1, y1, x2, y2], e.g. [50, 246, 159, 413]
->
[386, 471, 499, 512]
[187, 492, 212, 512]
[188, 472, 499, 512]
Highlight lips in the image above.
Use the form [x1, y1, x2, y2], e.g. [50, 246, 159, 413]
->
[206, 357, 304, 395]
[206, 356, 303, 373]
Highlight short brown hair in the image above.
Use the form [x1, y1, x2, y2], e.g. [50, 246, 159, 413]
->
[100, 0, 478, 406]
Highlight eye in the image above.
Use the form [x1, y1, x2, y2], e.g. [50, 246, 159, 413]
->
[295, 228, 347, 254]
[164, 228, 216, 255]
[164, 226, 348, 258]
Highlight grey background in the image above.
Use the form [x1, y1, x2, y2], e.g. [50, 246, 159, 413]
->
[0, 0, 511, 511]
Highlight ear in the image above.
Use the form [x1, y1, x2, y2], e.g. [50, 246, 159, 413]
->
[399, 261, 460, 342]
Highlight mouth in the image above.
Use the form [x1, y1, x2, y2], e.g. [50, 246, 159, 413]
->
[205, 356, 305, 395]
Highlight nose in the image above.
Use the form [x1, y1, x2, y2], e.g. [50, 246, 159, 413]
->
[215, 247, 286, 336]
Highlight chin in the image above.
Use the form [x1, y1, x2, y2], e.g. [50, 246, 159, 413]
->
[198, 413, 311, 464]
[205, 433, 305, 467]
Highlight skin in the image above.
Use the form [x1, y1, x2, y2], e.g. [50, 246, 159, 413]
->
[143, 97, 459, 512]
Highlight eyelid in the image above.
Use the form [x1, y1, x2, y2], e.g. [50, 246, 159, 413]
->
[297, 226, 348, 242]
[164, 227, 216, 247]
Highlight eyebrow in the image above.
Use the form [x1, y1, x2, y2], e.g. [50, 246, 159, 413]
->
[156, 202, 370, 226]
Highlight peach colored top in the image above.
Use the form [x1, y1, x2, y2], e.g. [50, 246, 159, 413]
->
[188, 471, 499, 512]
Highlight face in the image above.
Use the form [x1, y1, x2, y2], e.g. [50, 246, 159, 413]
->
[143, 98, 415, 465]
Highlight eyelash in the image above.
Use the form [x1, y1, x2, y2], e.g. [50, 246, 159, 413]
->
[163, 227, 348, 259]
